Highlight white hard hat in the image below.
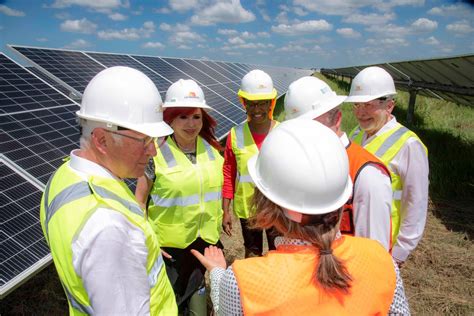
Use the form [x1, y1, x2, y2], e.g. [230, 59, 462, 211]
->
[238, 69, 277, 100]
[284, 76, 346, 120]
[163, 79, 211, 109]
[345, 66, 396, 103]
[77, 66, 173, 137]
[248, 119, 352, 215]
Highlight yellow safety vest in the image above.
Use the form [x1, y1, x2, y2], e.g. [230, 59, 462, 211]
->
[230, 121, 279, 219]
[350, 122, 428, 242]
[149, 136, 224, 248]
[40, 161, 177, 316]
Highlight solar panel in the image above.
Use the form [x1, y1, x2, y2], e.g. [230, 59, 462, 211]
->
[183, 59, 234, 84]
[202, 60, 241, 81]
[86, 52, 172, 94]
[163, 57, 217, 86]
[132, 55, 193, 84]
[26, 67, 74, 97]
[0, 53, 80, 297]
[10, 46, 105, 95]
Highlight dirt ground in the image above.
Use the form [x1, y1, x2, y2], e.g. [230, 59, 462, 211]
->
[2, 201, 473, 315]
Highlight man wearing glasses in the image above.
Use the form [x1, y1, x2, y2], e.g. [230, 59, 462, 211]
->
[40, 66, 178, 315]
[347, 66, 429, 267]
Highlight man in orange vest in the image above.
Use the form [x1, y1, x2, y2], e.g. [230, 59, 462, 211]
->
[192, 120, 409, 315]
[284, 76, 392, 250]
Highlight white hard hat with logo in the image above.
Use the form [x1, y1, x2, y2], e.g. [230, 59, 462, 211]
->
[345, 66, 396, 103]
[77, 66, 173, 137]
[247, 119, 352, 216]
[238, 69, 277, 101]
[163, 79, 211, 109]
[284, 76, 346, 120]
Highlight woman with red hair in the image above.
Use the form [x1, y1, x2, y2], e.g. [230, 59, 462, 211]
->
[136, 79, 224, 315]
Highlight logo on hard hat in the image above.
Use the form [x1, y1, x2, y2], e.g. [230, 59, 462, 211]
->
[355, 85, 363, 91]
[184, 91, 198, 99]
[258, 84, 267, 89]
[320, 86, 330, 94]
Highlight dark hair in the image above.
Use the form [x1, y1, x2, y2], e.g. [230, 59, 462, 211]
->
[249, 189, 352, 293]
[163, 107, 223, 151]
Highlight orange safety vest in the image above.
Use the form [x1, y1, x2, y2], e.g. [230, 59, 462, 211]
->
[233, 236, 396, 315]
[340, 142, 392, 245]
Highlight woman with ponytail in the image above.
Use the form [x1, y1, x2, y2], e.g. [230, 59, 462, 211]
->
[192, 119, 410, 315]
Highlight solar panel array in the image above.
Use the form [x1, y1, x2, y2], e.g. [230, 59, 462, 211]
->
[320, 54, 474, 107]
[1, 46, 312, 297]
[10, 45, 313, 139]
[0, 53, 80, 297]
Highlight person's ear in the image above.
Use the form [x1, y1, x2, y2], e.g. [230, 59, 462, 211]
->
[91, 128, 108, 154]
[386, 99, 395, 114]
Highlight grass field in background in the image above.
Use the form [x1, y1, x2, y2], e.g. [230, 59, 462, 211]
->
[3, 74, 473, 315]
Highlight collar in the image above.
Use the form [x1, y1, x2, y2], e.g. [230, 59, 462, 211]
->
[339, 132, 350, 147]
[274, 232, 343, 248]
[69, 149, 118, 180]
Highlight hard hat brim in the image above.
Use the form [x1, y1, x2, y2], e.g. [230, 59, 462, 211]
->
[77, 111, 174, 138]
[238, 88, 277, 101]
[247, 154, 353, 215]
[345, 92, 396, 103]
[162, 101, 212, 110]
[288, 95, 347, 120]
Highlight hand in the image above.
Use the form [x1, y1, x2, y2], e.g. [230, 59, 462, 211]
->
[191, 246, 227, 271]
[161, 248, 172, 259]
[222, 211, 233, 236]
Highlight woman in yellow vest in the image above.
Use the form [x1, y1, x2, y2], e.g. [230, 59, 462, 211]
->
[136, 79, 224, 315]
[222, 69, 279, 257]
[192, 120, 410, 315]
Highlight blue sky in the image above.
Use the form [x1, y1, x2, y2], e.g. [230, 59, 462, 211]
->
[1, 0, 473, 69]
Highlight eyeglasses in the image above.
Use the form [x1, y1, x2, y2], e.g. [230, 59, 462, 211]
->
[352, 97, 389, 110]
[105, 129, 165, 147]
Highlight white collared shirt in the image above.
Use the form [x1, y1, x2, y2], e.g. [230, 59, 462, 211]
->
[359, 117, 429, 262]
[68, 150, 151, 315]
[340, 133, 392, 250]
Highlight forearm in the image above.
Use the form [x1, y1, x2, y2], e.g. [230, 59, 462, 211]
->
[135, 176, 153, 209]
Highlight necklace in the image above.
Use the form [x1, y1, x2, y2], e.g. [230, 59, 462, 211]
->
[173, 135, 195, 153]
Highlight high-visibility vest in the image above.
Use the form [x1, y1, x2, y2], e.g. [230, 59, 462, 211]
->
[40, 161, 177, 315]
[232, 236, 396, 315]
[340, 141, 392, 249]
[149, 136, 224, 248]
[230, 121, 279, 219]
[350, 122, 428, 242]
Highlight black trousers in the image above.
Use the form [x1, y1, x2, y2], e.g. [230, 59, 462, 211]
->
[240, 218, 276, 256]
[163, 238, 223, 310]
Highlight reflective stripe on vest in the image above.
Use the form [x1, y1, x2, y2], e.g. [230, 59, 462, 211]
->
[235, 124, 245, 149]
[237, 174, 254, 184]
[44, 180, 91, 236]
[91, 184, 143, 217]
[148, 254, 164, 288]
[374, 126, 409, 158]
[63, 283, 94, 315]
[161, 141, 177, 168]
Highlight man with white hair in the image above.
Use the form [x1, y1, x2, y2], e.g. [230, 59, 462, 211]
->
[40, 67, 178, 315]
[285, 76, 392, 251]
[347, 66, 429, 266]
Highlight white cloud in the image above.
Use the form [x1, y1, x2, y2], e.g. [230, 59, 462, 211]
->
[190, 0, 255, 25]
[228, 37, 245, 45]
[336, 28, 361, 38]
[171, 31, 205, 45]
[343, 12, 396, 26]
[428, 3, 474, 18]
[142, 41, 165, 49]
[169, 0, 199, 12]
[155, 7, 171, 14]
[64, 39, 92, 49]
[257, 31, 270, 38]
[36, 37, 49, 42]
[0, 5, 26, 16]
[411, 18, 437, 32]
[276, 43, 323, 53]
[98, 21, 155, 40]
[293, 6, 308, 16]
[293, 0, 375, 16]
[218, 29, 239, 36]
[222, 42, 274, 51]
[446, 20, 474, 34]
[272, 20, 332, 35]
[419, 36, 439, 45]
[275, 11, 289, 24]
[240, 31, 255, 39]
[366, 37, 409, 46]
[366, 23, 409, 37]
[50, 0, 128, 11]
[159, 22, 189, 32]
[256, 50, 268, 55]
[60, 18, 97, 34]
[177, 44, 192, 50]
[108, 12, 127, 21]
